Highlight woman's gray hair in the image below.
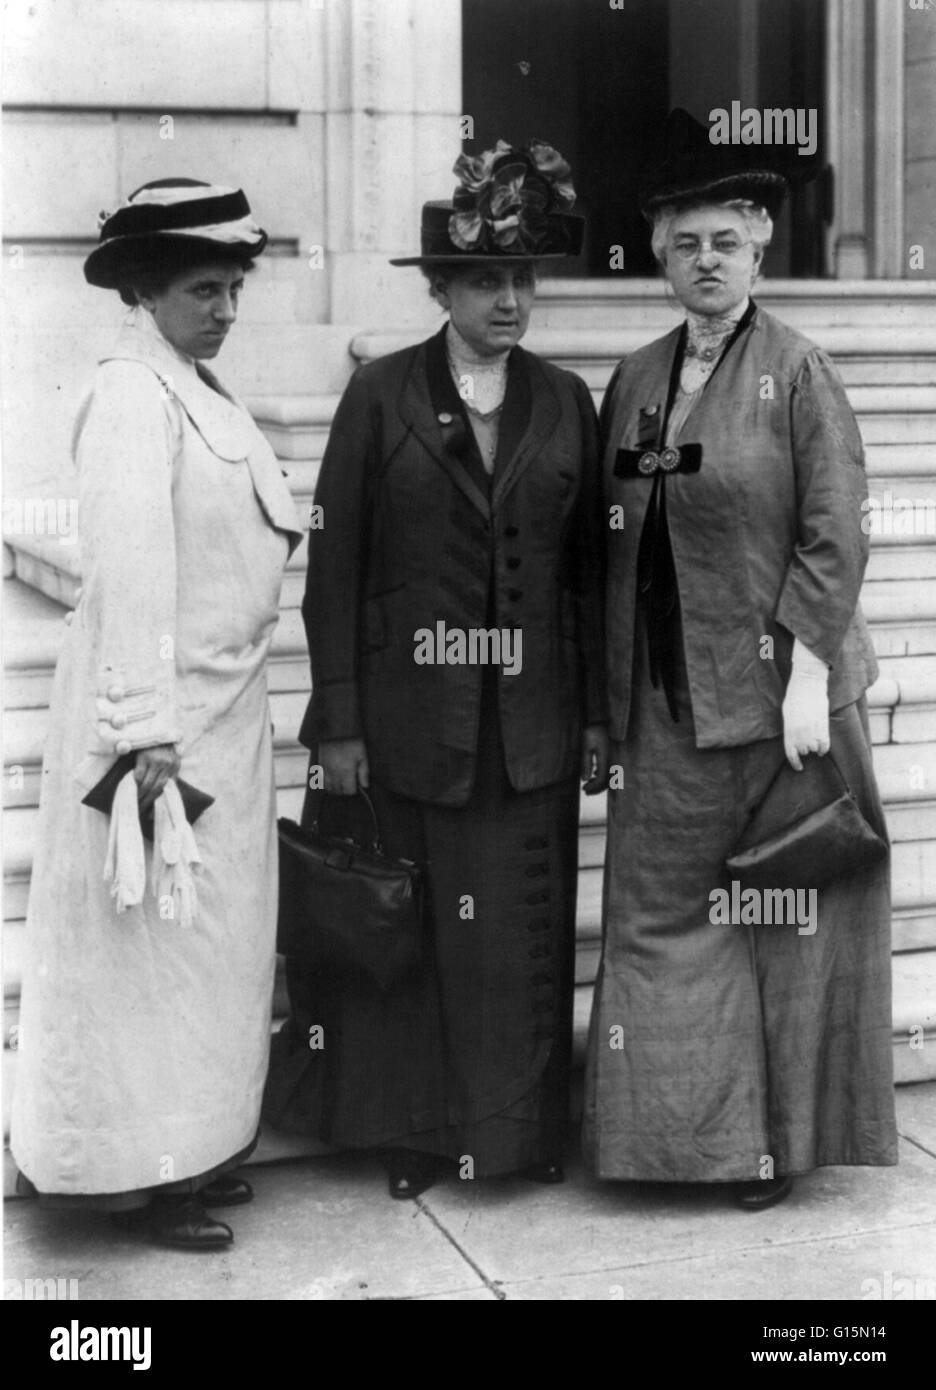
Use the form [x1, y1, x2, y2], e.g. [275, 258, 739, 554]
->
[649, 199, 774, 268]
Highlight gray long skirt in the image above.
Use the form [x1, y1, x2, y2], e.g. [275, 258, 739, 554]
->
[583, 624, 898, 1182]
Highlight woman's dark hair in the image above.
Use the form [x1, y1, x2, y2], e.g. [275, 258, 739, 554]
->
[420, 261, 469, 304]
[116, 242, 257, 307]
[420, 260, 538, 307]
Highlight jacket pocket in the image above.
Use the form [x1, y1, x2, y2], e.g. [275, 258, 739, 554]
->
[362, 583, 406, 653]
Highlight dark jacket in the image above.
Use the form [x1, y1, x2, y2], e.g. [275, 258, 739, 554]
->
[602, 304, 878, 749]
[298, 325, 607, 806]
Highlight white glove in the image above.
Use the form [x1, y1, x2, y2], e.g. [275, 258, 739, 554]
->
[782, 638, 830, 771]
[151, 780, 202, 928]
[102, 770, 146, 913]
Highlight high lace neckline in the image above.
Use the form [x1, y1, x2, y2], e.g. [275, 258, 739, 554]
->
[685, 297, 750, 353]
[677, 296, 750, 394]
[446, 321, 509, 417]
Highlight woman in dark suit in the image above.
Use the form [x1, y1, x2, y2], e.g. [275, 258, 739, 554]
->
[584, 112, 897, 1208]
[265, 142, 609, 1197]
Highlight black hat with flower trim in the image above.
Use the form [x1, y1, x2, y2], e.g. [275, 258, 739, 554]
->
[84, 178, 268, 289]
[639, 108, 793, 223]
[390, 140, 584, 265]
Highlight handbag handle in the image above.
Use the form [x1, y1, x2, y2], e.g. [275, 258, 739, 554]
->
[311, 788, 384, 854]
[763, 747, 852, 800]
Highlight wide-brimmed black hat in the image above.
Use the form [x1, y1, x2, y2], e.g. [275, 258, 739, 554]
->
[640, 108, 799, 222]
[84, 178, 268, 289]
[390, 140, 584, 265]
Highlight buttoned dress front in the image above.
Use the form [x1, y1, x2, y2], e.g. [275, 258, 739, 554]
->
[11, 308, 302, 1201]
[263, 326, 607, 1175]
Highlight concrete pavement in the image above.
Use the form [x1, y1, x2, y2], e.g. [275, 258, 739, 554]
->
[4, 1082, 935, 1302]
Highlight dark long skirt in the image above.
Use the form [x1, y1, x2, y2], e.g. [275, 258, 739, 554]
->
[583, 617, 898, 1182]
[264, 692, 580, 1177]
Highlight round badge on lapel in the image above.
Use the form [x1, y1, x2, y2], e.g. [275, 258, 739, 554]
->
[660, 447, 680, 473]
[638, 450, 660, 476]
[437, 412, 454, 425]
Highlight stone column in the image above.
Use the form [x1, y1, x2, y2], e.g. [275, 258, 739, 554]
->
[904, 0, 936, 277]
[826, 0, 870, 278]
[872, 0, 905, 279]
[324, 0, 465, 329]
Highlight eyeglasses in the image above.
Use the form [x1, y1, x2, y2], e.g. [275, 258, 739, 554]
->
[670, 235, 752, 262]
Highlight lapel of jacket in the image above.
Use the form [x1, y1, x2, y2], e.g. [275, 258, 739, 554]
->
[101, 316, 304, 550]
[608, 326, 683, 455]
[667, 300, 759, 441]
[491, 348, 559, 508]
[102, 319, 255, 461]
[396, 327, 491, 519]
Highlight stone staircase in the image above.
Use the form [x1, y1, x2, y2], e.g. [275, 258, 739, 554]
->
[4, 280, 936, 1184]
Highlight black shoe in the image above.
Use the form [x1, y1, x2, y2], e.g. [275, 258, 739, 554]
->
[385, 1151, 438, 1201]
[14, 1172, 38, 1199]
[524, 1161, 565, 1184]
[735, 1175, 794, 1211]
[149, 1194, 234, 1250]
[200, 1175, 253, 1208]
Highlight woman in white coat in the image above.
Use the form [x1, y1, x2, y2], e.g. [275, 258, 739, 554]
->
[11, 179, 302, 1249]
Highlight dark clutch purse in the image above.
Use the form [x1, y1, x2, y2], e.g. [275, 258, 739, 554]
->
[276, 790, 423, 992]
[81, 752, 214, 843]
[725, 751, 888, 892]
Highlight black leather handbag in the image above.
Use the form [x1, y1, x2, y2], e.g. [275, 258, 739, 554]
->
[276, 790, 423, 991]
[725, 751, 888, 892]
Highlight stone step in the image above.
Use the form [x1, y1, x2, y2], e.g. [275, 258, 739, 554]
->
[867, 547, 936, 582]
[281, 571, 306, 607]
[2, 580, 309, 711]
[836, 359, 936, 388]
[861, 414, 936, 446]
[865, 446, 936, 479]
[244, 387, 936, 449]
[531, 278, 936, 331]
[277, 448, 935, 505]
[247, 396, 341, 460]
[862, 579, 936, 623]
[351, 324, 936, 372]
[871, 623, 936, 657]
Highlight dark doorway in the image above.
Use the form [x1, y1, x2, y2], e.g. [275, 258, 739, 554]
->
[461, 0, 827, 278]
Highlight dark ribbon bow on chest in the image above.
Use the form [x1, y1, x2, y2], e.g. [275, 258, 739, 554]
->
[611, 304, 753, 722]
[615, 405, 703, 723]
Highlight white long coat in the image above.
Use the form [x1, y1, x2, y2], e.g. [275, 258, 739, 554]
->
[11, 308, 303, 1195]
